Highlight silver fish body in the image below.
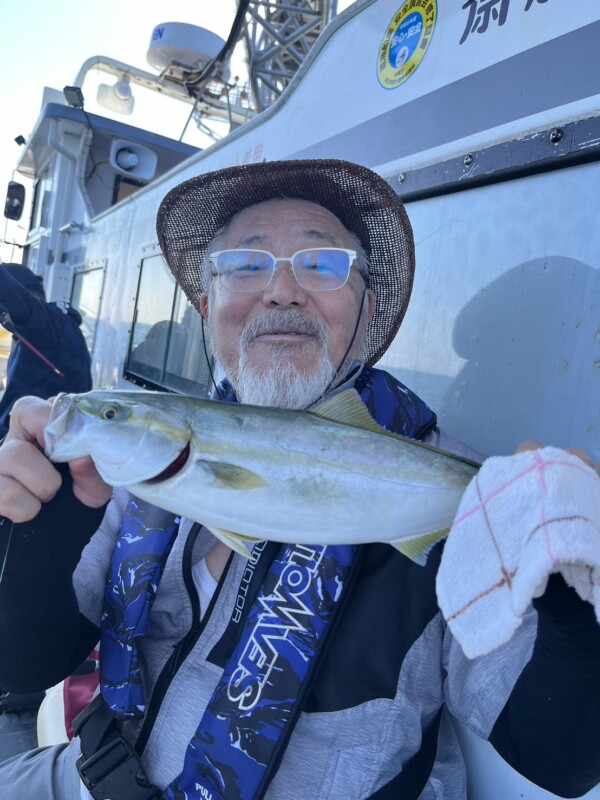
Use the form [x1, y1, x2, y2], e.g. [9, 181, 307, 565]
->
[44, 389, 479, 562]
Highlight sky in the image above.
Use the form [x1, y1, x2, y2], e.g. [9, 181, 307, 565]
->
[0, 0, 354, 261]
[0, 0, 245, 260]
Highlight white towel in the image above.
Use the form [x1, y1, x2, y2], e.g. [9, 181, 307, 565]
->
[436, 446, 600, 659]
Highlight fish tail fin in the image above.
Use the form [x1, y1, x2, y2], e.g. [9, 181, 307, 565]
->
[390, 528, 450, 565]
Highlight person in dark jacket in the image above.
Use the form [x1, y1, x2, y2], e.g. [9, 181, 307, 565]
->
[0, 263, 92, 756]
[0, 263, 92, 440]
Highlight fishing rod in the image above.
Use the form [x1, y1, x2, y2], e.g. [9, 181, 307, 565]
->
[0, 520, 14, 590]
[13, 332, 66, 378]
[0, 315, 66, 378]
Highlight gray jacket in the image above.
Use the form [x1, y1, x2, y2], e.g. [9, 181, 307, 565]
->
[64, 428, 535, 800]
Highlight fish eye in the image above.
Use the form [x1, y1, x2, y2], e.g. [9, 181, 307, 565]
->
[100, 405, 118, 420]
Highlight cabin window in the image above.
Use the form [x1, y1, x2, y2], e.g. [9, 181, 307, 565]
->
[71, 266, 105, 352]
[124, 252, 214, 397]
[30, 171, 53, 232]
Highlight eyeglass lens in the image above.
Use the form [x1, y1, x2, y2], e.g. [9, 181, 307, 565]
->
[211, 249, 355, 292]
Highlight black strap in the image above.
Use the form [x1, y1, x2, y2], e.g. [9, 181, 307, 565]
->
[74, 695, 162, 800]
[369, 709, 442, 799]
[255, 545, 367, 800]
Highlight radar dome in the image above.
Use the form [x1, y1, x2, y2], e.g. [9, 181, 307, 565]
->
[147, 22, 226, 72]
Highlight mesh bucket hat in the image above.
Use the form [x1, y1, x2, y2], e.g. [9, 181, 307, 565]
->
[156, 159, 414, 365]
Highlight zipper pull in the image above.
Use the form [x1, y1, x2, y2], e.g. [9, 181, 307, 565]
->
[166, 639, 187, 677]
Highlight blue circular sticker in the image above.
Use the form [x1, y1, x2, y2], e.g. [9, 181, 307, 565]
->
[378, 0, 437, 89]
[388, 11, 423, 68]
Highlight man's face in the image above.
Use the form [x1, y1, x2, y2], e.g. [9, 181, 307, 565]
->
[200, 199, 375, 404]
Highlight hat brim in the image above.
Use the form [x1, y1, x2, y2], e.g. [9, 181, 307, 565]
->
[156, 159, 414, 365]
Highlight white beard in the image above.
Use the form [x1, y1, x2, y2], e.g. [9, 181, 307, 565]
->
[213, 309, 337, 409]
[235, 350, 336, 409]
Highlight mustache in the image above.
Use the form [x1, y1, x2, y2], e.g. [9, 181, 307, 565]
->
[241, 310, 328, 348]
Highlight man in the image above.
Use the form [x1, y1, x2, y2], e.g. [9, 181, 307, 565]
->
[0, 263, 92, 440]
[0, 160, 597, 799]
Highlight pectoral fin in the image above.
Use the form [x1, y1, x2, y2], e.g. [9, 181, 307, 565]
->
[390, 528, 450, 565]
[201, 461, 267, 490]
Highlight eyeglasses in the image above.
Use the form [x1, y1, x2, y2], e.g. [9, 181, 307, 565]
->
[208, 248, 359, 293]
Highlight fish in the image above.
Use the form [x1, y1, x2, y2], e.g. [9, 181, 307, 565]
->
[43, 388, 480, 563]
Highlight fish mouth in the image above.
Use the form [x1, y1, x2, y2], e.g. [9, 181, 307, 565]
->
[145, 442, 191, 484]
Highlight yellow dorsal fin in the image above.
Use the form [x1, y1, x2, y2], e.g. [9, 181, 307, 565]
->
[310, 389, 388, 434]
[311, 389, 481, 469]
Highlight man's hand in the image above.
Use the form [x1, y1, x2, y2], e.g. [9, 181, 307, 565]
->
[516, 439, 600, 478]
[0, 396, 111, 522]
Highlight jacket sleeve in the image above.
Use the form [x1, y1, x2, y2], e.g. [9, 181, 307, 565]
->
[0, 265, 39, 325]
[489, 573, 600, 797]
[0, 465, 107, 692]
[0, 265, 64, 339]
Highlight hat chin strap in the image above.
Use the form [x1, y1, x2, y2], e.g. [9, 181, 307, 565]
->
[319, 284, 368, 399]
[202, 316, 224, 400]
